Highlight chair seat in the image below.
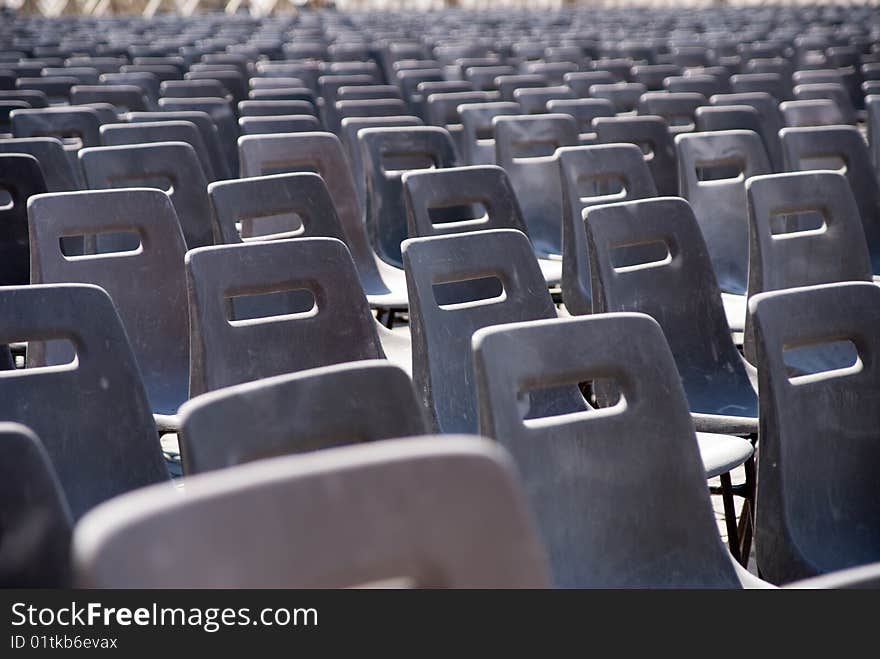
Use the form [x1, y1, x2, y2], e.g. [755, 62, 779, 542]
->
[366, 257, 409, 310]
[721, 292, 746, 332]
[538, 257, 562, 286]
[696, 431, 754, 478]
[377, 323, 412, 375]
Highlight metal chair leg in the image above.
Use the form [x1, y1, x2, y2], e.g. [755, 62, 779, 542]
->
[719, 471, 742, 563]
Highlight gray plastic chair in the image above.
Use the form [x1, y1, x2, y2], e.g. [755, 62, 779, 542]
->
[338, 85, 402, 102]
[730, 72, 789, 101]
[79, 141, 217, 249]
[337, 98, 409, 125]
[126, 109, 229, 181]
[158, 97, 239, 177]
[339, 115, 424, 216]
[11, 106, 101, 146]
[238, 131, 409, 311]
[750, 282, 880, 584]
[781, 125, 880, 276]
[557, 144, 659, 315]
[586, 197, 759, 432]
[360, 125, 458, 268]
[99, 120, 216, 182]
[694, 104, 780, 171]
[238, 99, 316, 117]
[563, 71, 616, 97]
[676, 130, 771, 332]
[545, 98, 615, 142]
[0, 137, 80, 191]
[238, 115, 321, 136]
[495, 74, 547, 102]
[28, 189, 189, 421]
[0, 422, 72, 587]
[161, 79, 230, 100]
[473, 313, 758, 587]
[186, 237, 385, 397]
[404, 229, 556, 433]
[0, 154, 46, 285]
[0, 284, 169, 518]
[592, 115, 678, 196]
[0, 89, 49, 108]
[513, 85, 576, 115]
[632, 64, 682, 91]
[588, 82, 645, 113]
[73, 436, 550, 588]
[70, 85, 148, 113]
[494, 114, 579, 258]
[101, 72, 160, 103]
[0, 100, 28, 134]
[743, 171, 872, 364]
[638, 91, 706, 134]
[665, 74, 722, 98]
[208, 171, 348, 245]
[780, 99, 846, 127]
[16, 76, 76, 104]
[178, 361, 428, 474]
[402, 163, 560, 286]
[11, 106, 101, 177]
[793, 83, 856, 125]
[710, 92, 784, 171]
[458, 101, 520, 166]
[317, 73, 375, 132]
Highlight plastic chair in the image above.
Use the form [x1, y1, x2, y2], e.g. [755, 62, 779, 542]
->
[0, 154, 46, 285]
[709, 92, 784, 171]
[780, 125, 880, 276]
[638, 91, 705, 134]
[178, 361, 428, 474]
[750, 282, 880, 584]
[359, 125, 458, 268]
[99, 120, 216, 182]
[237, 132, 409, 311]
[588, 82, 646, 113]
[793, 83, 857, 125]
[457, 101, 520, 166]
[780, 99, 845, 128]
[513, 85, 576, 114]
[70, 85, 148, 113]
[0, 284, 170, 518]
[557, 144, 658, 315]
[339, 115, 424, 214]
[676, 130, 771, 331]
[472, 313, 757, 587]
[494, 114, 579, 258]
[0, 422, 72, 587]
[186, 237, 388, 397]
[73, 436, 549, 588]
[0, 137, 78, 191]
[402, 164, 559, 286]
[28, 189, 190, 421]
[238, 100, 317, 118]
[743, 171, 873, 363]
[157, 97, 239, 177]
[592, 115, 678, 196]
[404, 229, 557, 433]
[126, 109, 229, 181]
[545, 98, 615, 142]
[79, 141, 217, 249]
[238, 115, 321, 136]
